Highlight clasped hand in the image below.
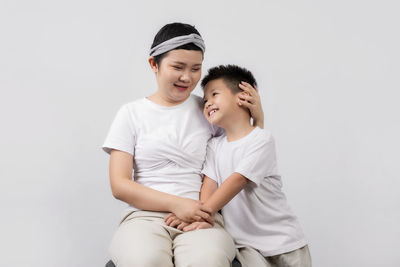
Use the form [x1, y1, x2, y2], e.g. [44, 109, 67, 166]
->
[165, 198, 214, 232]
[164, 213, 213, 232]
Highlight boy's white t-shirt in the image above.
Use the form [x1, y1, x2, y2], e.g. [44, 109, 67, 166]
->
[202, 127, 307, 257]
[103, 94, 218, 214]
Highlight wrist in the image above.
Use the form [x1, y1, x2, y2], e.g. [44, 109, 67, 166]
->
[204, 202, 217, 216]
[168, 195, 182, 213]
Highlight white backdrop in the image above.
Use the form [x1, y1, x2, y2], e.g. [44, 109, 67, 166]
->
[1, 1, 399, 266]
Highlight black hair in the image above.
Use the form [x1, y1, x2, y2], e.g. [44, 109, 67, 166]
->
[151, 22, 203, 65]
[201, 64, 257, 93]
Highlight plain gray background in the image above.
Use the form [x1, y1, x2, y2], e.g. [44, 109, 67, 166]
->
[1, 0, 399, 266]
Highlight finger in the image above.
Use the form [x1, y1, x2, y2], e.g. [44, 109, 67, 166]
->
[177, 222, 188, 230]
[183, 223, 199, 232]
[197, 222, 212, 230]
[239, 82, 257, 94]
[239, 99, 256, 109]
[197, 210, 211, 221]
[170, 219, 181, 228]
[238, 94, 254, 104]
[165, 215, 178, 225]
[200, 205, 213, 215]
[164, 213, 174, 222]
[193, 215, 202, 222]
[165, 217, 174, 226]
[164, 213, 178, 222]
[197, 211, 214, 225]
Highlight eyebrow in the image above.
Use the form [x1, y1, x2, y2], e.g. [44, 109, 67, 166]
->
[172, 61, 202, 67]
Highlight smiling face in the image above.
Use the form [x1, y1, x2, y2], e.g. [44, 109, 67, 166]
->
[149, 49, 203, 106]
[203, 78, 241, 128]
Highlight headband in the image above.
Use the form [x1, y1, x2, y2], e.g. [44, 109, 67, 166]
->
[149, 33, 205, 57]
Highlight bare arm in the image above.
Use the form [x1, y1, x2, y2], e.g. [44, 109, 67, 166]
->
[178, 173, 248, 232]
[109, 149, 213, 223]
[200, 176, 218, 202]
[165, 176, 218, 229]
[203, 172, 248, 215]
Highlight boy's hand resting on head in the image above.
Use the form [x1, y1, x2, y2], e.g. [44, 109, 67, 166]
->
[170, 198, 214, 225]
[238, 81, 264, 129]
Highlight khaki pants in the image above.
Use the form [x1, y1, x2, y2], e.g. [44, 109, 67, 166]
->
[109, 211, 236, 267]
[236, 245, 312, 267]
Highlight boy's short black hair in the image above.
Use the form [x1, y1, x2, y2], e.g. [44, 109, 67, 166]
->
[151, 22, 203, 65]
[201, 64, 257, 93]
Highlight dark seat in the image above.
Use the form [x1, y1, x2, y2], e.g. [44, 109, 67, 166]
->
[106, 258, 242, 267]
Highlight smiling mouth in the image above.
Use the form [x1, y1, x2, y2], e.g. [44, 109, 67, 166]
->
[208, 109, 218, 117]
[174, 84, 189, 91]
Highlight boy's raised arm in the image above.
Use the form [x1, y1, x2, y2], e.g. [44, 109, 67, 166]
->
[203, 172, 248, 215]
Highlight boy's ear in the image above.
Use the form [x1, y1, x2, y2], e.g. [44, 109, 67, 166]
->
[148, 57, 159, 74]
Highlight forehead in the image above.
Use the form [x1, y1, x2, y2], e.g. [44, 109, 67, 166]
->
[204, 78, 230, 94]
[163, 49, 203, 65]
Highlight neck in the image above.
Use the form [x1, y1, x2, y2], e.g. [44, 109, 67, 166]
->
[147, 91, 187, 107]
[222, 118, 255, 142]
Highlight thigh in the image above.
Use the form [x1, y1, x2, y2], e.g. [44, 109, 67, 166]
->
[173, 214, 236, 267]
[270, 245, 312, 267]
[236, 247, 271, 267]
[109, 211, 174, 267]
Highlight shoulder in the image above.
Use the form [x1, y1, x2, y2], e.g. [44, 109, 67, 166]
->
[189, 94, 205, 109]
[122, 98, 147, 110]
[253, 127, 274, 144]
[190, 93, 204, 103]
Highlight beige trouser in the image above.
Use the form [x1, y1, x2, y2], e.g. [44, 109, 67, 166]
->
[109, 211, 236, 267]
[236, 245, 312, 267]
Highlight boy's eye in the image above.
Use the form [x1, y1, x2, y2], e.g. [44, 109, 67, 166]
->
[212, 92, 218, 96]
[203, 99, 208, 104]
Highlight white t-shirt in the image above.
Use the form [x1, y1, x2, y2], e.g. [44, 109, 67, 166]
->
[103, 94, 219, 214]
[202, 127, 307, 257]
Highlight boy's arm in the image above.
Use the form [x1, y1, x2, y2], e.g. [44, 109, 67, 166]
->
[200, 176, 218, 202]
[203, 172, 248, 215]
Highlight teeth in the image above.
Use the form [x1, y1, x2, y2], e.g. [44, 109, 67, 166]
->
[209, 110, 216, 116]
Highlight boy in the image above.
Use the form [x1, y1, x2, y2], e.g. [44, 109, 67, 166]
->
[189, 65, 311, 267]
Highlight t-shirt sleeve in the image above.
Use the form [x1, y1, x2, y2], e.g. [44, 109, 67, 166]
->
[201, 138, 218, 183]
[102, 104, 136, 155]
[234, 132, 278, 186]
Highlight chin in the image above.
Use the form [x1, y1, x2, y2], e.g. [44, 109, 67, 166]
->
[208, 118, 222, 128]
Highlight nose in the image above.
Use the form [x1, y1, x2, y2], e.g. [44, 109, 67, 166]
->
[179, 70, 190, 83]
[205, 101, 212, 109]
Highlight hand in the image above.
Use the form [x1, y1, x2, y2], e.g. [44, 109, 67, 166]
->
[238, 81, 264, 128]
[171, 197, 214, 225]
[183, 221, 213, 232]
[164, 213, 190, 230]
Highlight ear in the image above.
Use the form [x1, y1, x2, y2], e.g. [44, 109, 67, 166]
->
[148, 57, 159, 74]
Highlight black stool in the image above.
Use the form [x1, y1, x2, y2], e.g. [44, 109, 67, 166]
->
[106, 258, 242, 267]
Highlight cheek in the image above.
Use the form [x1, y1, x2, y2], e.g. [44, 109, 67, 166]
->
[192, 71, 202, 82]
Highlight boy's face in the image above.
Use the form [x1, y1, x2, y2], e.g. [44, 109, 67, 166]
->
[203, 78, 240, 127]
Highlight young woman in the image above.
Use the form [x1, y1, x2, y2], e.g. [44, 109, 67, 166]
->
[103, 22, 264, 267]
